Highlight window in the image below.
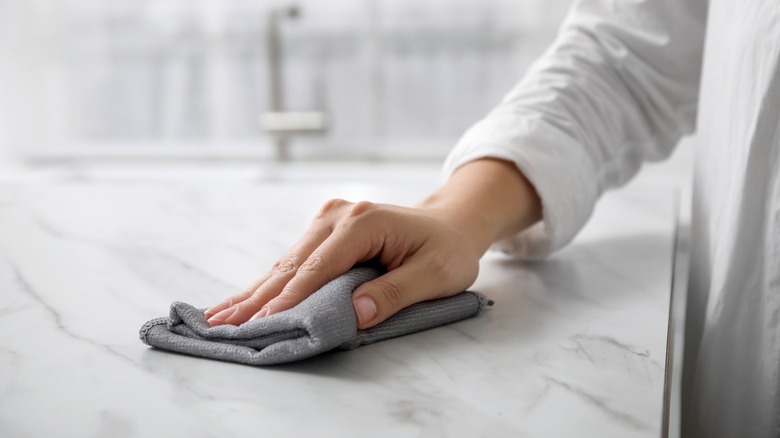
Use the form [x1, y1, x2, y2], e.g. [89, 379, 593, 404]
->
[0, 0, 570, 160]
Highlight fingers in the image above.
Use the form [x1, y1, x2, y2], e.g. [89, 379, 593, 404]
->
[207, 198, 352, 326]
[207, 239, 324, 325]
[211, 272, 297, 325]
[260, 216, 379, 317]
[209, 244, 322, 326]
[204, 275, 268, 318]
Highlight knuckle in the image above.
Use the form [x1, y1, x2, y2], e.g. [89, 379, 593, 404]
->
[373, 279, 403, 307]
[270, 255, 298, 275]
[427, 253, 449, 274]
[316, 198, 350, 219]
[347, 201, 375, 218]
[299, 251, 326, 273]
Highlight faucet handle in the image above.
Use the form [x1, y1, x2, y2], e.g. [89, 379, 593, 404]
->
[259, 111, 328, 133]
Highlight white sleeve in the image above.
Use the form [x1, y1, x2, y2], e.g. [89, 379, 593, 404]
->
[444, 0, 707, 259]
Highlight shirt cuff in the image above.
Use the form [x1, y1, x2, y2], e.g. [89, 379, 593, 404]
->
[443, 114, 600, 259]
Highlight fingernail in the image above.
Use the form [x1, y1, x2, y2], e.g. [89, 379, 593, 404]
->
[204, 299, 231, 318]
[249, 307, 269, 321]
[208, 305, 238, 324]
[353, 296, 377, 325]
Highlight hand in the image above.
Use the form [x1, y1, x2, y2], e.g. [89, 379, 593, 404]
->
[204, 200, 482, 329]
[204, 158, 542, 329]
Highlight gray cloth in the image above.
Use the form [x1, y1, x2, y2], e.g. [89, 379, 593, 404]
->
[139, 267, 491, 365]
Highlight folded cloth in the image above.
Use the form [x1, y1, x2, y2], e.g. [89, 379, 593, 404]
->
[139, 267, 492, 365]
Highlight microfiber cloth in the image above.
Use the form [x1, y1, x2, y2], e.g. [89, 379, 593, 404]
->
[139, 267, 492, 365]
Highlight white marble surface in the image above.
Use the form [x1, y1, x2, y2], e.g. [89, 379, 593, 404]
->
[0, 173, 677, 438]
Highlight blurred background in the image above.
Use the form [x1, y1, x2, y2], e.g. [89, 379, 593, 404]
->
[0, 0, 574, 164]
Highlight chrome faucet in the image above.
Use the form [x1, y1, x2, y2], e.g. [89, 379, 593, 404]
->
[260, 5, 327, 161]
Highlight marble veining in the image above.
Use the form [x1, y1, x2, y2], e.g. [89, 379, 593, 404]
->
[0, 178, 675, 438]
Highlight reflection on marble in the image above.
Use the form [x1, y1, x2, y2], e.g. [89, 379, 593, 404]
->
[0, 178, 675, 437]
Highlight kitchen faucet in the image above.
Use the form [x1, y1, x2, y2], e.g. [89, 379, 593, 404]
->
[260, 5, 327, 161]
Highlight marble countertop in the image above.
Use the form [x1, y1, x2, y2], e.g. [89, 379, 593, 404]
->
[0, 174, 677, 437]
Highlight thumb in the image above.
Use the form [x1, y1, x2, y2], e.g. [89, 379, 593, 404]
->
[352, 262, 445, 329]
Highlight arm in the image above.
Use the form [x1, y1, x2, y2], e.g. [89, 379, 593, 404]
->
[206, 0, 707, 328]
[446, 0, 707, 258]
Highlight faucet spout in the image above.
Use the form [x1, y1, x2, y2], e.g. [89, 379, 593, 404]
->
[266, 6, 298, 115]
[262, 5, 327, 161]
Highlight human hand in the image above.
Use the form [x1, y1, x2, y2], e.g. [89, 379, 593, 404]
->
[204, 158, 542, 330]
[204, 199, 482, 329]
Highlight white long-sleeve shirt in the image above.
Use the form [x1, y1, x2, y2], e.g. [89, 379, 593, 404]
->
[444, 0, 780, 436]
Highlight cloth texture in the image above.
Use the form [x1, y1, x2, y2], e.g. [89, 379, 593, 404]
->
[443, 0, 780, 436]
[140, 267, 490, 366]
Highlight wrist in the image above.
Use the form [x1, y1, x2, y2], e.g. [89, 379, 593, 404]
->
[417, 158, 542, 256]
[416, 194, 496, 256]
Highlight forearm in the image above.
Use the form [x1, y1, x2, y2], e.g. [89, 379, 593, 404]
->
[417, 158, 542, 256]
